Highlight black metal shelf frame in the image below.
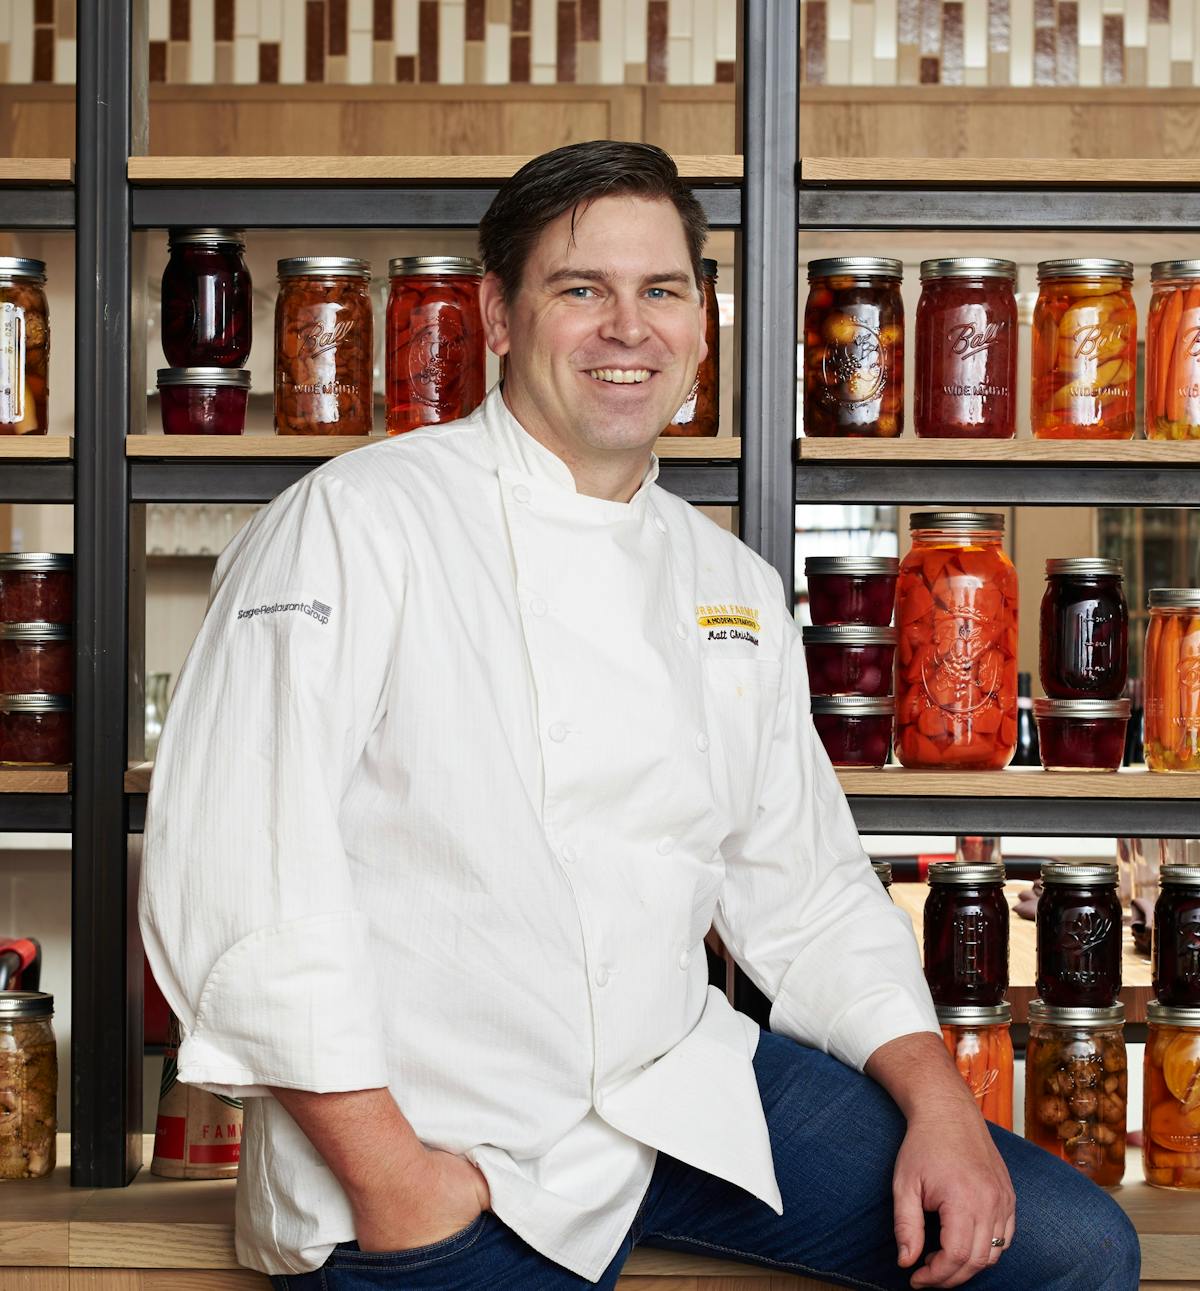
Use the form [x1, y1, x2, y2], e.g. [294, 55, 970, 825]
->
[0, 188, 74, 230]
[846, 797, 1200, 838]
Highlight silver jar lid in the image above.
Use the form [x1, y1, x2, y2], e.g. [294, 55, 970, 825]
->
[808, 256, 903, 280]
[1161, 864, 1200, 889]
[0, 623, 72, 641]
[0, 553, 72, 572]
[1041, 860, 1118, 887]
[1149, 588, 1200, 608]
[1151, 260, 1200, 281]
[805, 556, 899, 576]
[0, 990, 53, 1019]
[1033, 698, 1131, 720]
[278, 256, 370, 279]
[168, 227, 245, 248]
[700, 258, 718, 279]
[871, 860, 893, 885]
[1028, 999, 1125, 1025]
[0, 257, 46, 283]
[935, 1002, 1013, 1026]
[920, 258, 1017, 281]
[388, 255, 482, 278]
[1147, 1000, 1200, 1027]
[0, 693, 71, 712]
[927, 860, 1006, 885]
[156, 367, 252, 389]
[910, 511, 1005, 533]
[1044, 557, 1122, 578]
[810, 695, 895, 716]
[802, 625, 898, 646]
[1037, 259, 1133, 281]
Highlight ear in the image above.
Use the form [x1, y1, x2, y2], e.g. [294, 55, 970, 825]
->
[479, 271, 511, 357]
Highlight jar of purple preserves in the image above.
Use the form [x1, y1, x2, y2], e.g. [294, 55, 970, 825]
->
[161, 228, 252, 369]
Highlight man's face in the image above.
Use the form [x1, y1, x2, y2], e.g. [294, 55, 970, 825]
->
[481, 194, 706, 465]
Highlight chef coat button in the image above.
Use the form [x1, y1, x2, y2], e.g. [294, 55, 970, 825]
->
[512, 483, 532, 503]
[673, 620, 688, 641]
[548, 722, 568, 743]
[653, 515, 668, 534]
[594, 966, 610, 987]
[656, 837, 674, 856]
[696, 732, 710, 753]
[530, 596, 548, 617]
[679, 950, 691, 970]
[561, 844, 577, 864]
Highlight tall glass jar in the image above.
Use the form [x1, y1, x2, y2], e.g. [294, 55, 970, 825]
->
[1037, 861, 1123, 1007]
[275, 257, 373, 435]
[1025, 1000, 1126, 1187]
[385, 256, 485, 436]
[937, 1002, 1014, 1129]
[803, 257, 903, 437]
[160, 228, 252, 368]
[923, 861, 1009, 1006]
[915, 258, 1017, 439]
[666, 257, 719, 436]
[1143, 1001, 1200, 1189]
[1039, 558, 1127, 699]
[1032, 259, 1136, 440]
[895, 512, 1018, 770]
[0, 991, 57, 1179]
[1144, 589, 1200, 773]
[1154, 864, 1200, 1006]
[0, 257, 49, 435]
[1146, 260, 1200, 441]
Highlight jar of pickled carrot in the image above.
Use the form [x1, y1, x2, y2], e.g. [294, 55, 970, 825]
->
[1032, 259, 1136, 440]
[386, 256, 485, 436]
[1143, 1002, 1200, 1190]
[895, 512, 1018, 770]
[1144, 589, 1200, 772]
[1147, 261, 1200, 441]
[937, 1003, 1014, 1130]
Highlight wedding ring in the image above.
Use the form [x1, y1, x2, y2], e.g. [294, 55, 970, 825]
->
[991, 1237, 1006, 1249]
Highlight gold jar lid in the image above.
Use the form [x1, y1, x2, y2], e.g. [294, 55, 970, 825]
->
[0, 991, 53, 1019]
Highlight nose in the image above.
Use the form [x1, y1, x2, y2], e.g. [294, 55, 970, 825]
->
[599, 292, 648, 347]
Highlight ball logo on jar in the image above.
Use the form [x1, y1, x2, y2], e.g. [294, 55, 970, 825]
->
[952, 911, 988, 986]
[1182, 656, 1200, 729]
[820, 321, 885, 404]
[406, 319, 467, 407]
[299, 318, 355, 358]
[1184, 325, 1200, 360]
[921, 601, 1003, 714]
[1072, 320, 1131, 360]
[946, 320, 1006, 358]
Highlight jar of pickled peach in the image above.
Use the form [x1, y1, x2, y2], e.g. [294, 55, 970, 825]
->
[1144, 1001, 1200, 1189]
[937, 1003, 1014, 1129]
[1146, 261, 1200, 441]
[0, 257, 49, 435]
[1144, 589, 1200, 773]
[895, 512, 1018, 770]
[803, 257, 903, 437]
[1032, 259, 1136, 439]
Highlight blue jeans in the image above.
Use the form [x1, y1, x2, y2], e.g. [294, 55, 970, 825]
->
[272, 1030, 1140, 1290]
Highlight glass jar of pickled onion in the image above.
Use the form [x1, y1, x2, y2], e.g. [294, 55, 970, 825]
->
[1147, 260, 1200, 441]
[1144, 588, 1200, 773]
[895, 512, 1018, 770]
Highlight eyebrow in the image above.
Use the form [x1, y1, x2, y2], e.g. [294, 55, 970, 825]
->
[543, 268, 693, 289]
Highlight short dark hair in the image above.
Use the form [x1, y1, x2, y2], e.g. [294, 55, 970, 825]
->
[478, 140, 708, 301]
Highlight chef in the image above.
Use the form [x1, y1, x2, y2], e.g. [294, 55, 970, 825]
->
[140, 141, 1139, 1291]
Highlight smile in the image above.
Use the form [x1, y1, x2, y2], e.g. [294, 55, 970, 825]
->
[587, 369, 653, 384]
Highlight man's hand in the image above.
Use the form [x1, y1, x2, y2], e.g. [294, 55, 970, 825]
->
[353, 1147, 491, 1253]
[865, 1033, 1016, 1289]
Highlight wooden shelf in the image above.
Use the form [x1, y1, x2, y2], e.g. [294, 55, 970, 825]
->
[0, 159, 73, 184]
[124, 763, 151, 793]
[0, 766, 70, 794]
[797, 438, 1200, 463]
[0, 436, 73, 460]
[836, 768, 1200, 799]
[801, 157, 1200, 186]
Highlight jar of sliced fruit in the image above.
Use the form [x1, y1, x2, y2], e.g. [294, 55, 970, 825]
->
[1144, 589, 1200, 773]
[1147, 261, 1200, 441]
[1143, 1001, 1200, 1189]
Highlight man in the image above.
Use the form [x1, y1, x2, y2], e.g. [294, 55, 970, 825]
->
[139, 141, 1139, 1290]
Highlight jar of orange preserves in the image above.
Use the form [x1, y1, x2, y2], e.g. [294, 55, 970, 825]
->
[1032, 259, 1136, 440]
[937, 1003, 1014, 1130]
[1146, 261, 1200, 441]
[1143, 1001, 1200, 1190]
[896, 512, 1018, 770]
[1144, 589, 1200, 773]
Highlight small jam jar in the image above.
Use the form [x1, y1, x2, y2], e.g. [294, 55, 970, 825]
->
[1032, 259, 1136, 440]
[1025, 1000, 1126, 1187]
[1154, 865, 1200, 1007]
[802, 625, 896, 697]
[915, 258, 1017, 439]
[923, 861, 1009, 1007]
[0, 257, 49, 435]
[937, 1002, 1014, 1129]
[157, 367, 251, 435]
[0, 991, 57, 1179]
[1144, 588, 1200, 773]
[386, 256, 485, 436]
[1040, 558, 1127, 700]
[872, 860, 893, 894]
[161, 228, 252, 369]
[0, 693, 71, 764]
[1143, 1000, 1200, 1189]
[0, 553, 72, 624]
[810, 695, 894, 767]
[803, 257, 903, 437]
[1146, 260, 1200, 441]
[1034, 698, 1131, 772]
[276, 257, 373, 435]
[805, 556, 898, 627]
[666, 258, 719, 436]
[0, 624, 72, 695]
[1037, 861, 1123, 1007]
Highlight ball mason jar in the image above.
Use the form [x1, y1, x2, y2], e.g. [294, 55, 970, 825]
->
[160, 228, 252, 369]
[1146, 259, 1200, 441]
[1143, 1000, 1200, 1189]
[0, 257, 49, 435]
[923, 860, 1009, 1007]
[1037, 861, 1123, 1007]
[1154, 864, 1200, 1007]
[1144, 588, 1200, 773]
[1039, 558, 1127, 700]
[937, 1002, 1014, 1129]
[0, 991, 57, 1179]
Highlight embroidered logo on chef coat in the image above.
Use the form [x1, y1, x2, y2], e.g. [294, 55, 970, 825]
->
[696, 603, 760, 646]
[236, 598, 332, 625]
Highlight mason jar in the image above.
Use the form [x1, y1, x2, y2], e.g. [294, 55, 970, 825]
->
[1143, 1000, 1200, 1189]
[1144, 588, 1200, 773]
[0, 257, 49, 435]
[0, 991, 57, 1179]
[923, 860, 1009, 1007]
[937, 1002, 1014, 1129]
[1146, 260, 1200, 441]
[1037, 861, 1123, 1007]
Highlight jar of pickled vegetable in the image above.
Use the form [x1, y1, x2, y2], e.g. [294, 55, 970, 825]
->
[1032, 259, 1136, 440]
[801, 625, 896, 696]
[1147, 261, 1200, 441]
[1144, 1001, 1200, 1188]
[1145, 589, 1200, 773]
[1034, 698, 1130, 773]
[805, 556, 898, 627]
[915, 258, 1017, 439]
[386, 256, 485, 436]
[0, 258, 49, 435]
[1037, 861, 1122, 1007]
[923, 861, 1009, 1007]
[1025, 1000, 1126, 1187]
[275, 257, 373, 435]
[1040, 558, 1127, 700]
[937, 1002, 1014, 1129]
[895, 512, 1018, 770]
[0, 991, 57, 1179]
[809, 695, 894, 767]
[1154, 865, 1200, 1007]
[666, 258, 719, 436]
[161, 228, 252, 369]
[872, 860, 893, 894]
[0, 554, 72, 625]
[803, 257, 903, 437]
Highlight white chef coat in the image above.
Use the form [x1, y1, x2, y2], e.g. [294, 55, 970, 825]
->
[139, 385, 939, 1282]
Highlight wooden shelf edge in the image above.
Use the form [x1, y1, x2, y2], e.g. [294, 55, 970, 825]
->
[0, 766, 70, 794]
[0, 435, 74, 461]
[125, 763, 152, 793]
[801, 156, 1200, 186]
[796, 438, 1200, 463]
[836, 767, 1200, 799]
[0, 159, 73, 185]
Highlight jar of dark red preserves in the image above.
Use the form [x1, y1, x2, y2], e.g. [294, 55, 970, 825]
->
[872, 860, 893, 894]
[0, 625, 72, 696]
[1034, 698, 1130, 772]
[1154, 865, 1200, 1007]
[666, 258, 719, 436]
[810, 695, 893, 767]
[0, 257, 49, 435]
[802, 625, 896, 696]
[1040, 558, 1127, 700]
[915, 258, 1017, 439]
[0, 554, 71, 625]
[0, 694, 71, 764]
[805, 556, 898, 627]
[1037, 861, 1123, 1007]
[923, 861, 1009, 1007]
[161, 228, 251, 369]
[803, 257, 903, 437]
[386, 256, 484, 436]
[157, 368, 250, 435]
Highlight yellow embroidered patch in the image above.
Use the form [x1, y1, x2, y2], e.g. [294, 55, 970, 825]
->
[696, 603, 761, 631]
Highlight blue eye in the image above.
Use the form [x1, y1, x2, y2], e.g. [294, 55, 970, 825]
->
[646, 288, 669, 300]
[565, 286, 593, 299]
